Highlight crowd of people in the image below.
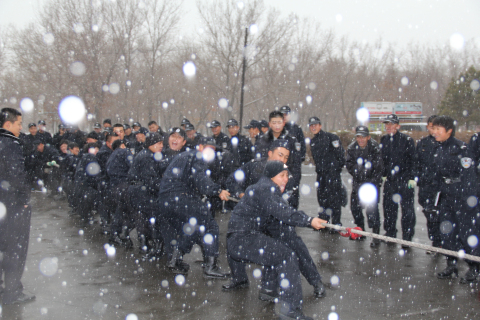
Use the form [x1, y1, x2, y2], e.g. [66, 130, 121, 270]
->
[1, 105, 480, 319]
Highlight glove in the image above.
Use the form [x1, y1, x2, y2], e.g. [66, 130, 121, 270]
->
[408, 180, 416, 189]
[47, 161, 59, 167]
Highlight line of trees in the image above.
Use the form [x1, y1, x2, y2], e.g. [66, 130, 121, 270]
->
[0, 0, 479, 133]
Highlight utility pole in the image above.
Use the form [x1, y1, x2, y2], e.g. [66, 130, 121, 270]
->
[239, 27, 248, 131]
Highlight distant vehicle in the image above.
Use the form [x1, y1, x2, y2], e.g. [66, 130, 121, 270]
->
[400, 122, 427, 132]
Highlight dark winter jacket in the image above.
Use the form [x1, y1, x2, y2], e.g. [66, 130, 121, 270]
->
[185, 132, 204, 150]
[0, 128, 30, 206]
[74, 153, 101, 190]
[225, 158, 268, 198]
[227, 176, 312, 235]
[346, 139, 384, 189]
[230, 133, 253, 167]
[158, 149, 222, 198]
[285, 121, 306, 161]
[380, 131, 415, 182]
[128, 148, 168, 195]
[310, 130, 345, 175]
[213, 132, 231, 152]
[414, 134, 438, 188]
[106, 148, 133, 186]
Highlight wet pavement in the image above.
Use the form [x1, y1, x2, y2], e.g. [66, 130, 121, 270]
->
[2, 164, 480, 319]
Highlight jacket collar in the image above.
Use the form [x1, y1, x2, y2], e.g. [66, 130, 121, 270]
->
[0, 128, 20, 141]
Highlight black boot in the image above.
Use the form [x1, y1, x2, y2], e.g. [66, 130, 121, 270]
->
[258, 287, 278, 302]
[370, 226, 381, 247]
[279, 304, 312, 320]
[204, 256, 229, 279]
[313, 281, 326, 298]
[167, 247, 189, 274]
[437, 258, 458, 279]
[460, 262, 479, 284]
[222, 279, 249, 291]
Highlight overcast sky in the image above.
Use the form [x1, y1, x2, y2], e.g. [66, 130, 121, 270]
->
[1, 0, 479, 49]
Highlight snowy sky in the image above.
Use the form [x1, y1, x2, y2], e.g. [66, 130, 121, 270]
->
[0, 0, 479, 48]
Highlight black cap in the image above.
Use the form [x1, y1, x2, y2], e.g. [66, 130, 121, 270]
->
[58, 124, 66, 129]
[269, 139, 291, 151]
[86, 132, 98, 140]
[184, 123, 195, 131]
[103, 127, 113, 134]
[38, 120, 46, 125]
[244, 120, 261, 130]
[93, 122, 101, 129]
[28, 123, 37, 128]
[123, 124, 131, 130]
[33, 138, 44, 145]
[132, 122, 141, 128]
[226, 119, 239, 127]
[355, 126, 370, 137]
[383, 114, 399, 124]
[103, 119, 112, 125]
[168, 127, 187, 139]
[135, 127, 149, 135]
[279, 106, 291, 114]
[208, 120, 221, 128]
[199, 136, 217, 148]
[145, 132, 164, 147]
[180, 118, 191, 126]
[260, 120, 269, 128]
[264, 160, 289, 178]
[308, 117, 321, 126]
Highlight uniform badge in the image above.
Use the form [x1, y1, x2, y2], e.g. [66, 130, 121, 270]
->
[461, 157, 472, 168]
[332, 140, 340, 148]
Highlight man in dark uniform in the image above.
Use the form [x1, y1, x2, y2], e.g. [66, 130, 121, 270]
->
[243, 119, 262, 147]
[103, 119, 112, 129]
[346, 126, 384, 246]
[23, 123, 42, 188]
[128, 133, 168, 257]
[73, 142, 102, 224]
[185, 123, 203, 150]
[225, 140, 326, 299]
[224, 160, 326, 320]
[123, 124, 136, 146]
[380, 114, 416, 246]
[260, 119, 269, 135]
[432, 116, 480, 283]
[68, 125, 86, 149]
[255, 111, 303, 209]
[163, 127, 187, 162]
[133, 127, 148, 154]
[37, 120, 53, 145]
[96, 133, 120, 232]
[107, 140, 134, 247]
[180, 118, 191, 130]
[92, 122, 103, 140]
[280, 105, 306, 163]
[63, 142, 81, 210]
[157, 137, 230, 277]
[0, 108, 35, 304]
[309, 116, 345, 228]
[415, 115, 441, 252]
[132, 122, 141, 132]
[209, 120, 231, 152]
[227, 118, 252, 167]
[52, 124, 68, 149]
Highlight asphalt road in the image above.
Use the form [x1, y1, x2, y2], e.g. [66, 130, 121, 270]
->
[1, 165, 479, 319]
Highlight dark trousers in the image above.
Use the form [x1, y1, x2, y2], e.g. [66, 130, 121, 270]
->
[287, 171, 301, 210]
[316, 172, 342, 225]
[110, 182, 134, 236]
[158, 194, 220, 258]
[265, 223, 322, 288]
[351, 184, 380, 229]
[382, 179, 415, 240]
[438, 194, 480, 260]
[98, 183, 115, 224]
[418, 188, 442, 247]
[128, 186, 157, 241]
[227, 232, 303, 308]
[0, 205, 31, 302]
[74, 184, 100, 220]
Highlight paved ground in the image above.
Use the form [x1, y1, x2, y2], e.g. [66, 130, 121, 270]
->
[1, 165, 480, 319]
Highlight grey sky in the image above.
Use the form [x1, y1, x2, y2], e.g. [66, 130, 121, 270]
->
[1, 0, 479, 48]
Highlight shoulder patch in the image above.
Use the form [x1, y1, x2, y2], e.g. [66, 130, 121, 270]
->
[461, 157, 472, 169]
[332, 140, 340, 148]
